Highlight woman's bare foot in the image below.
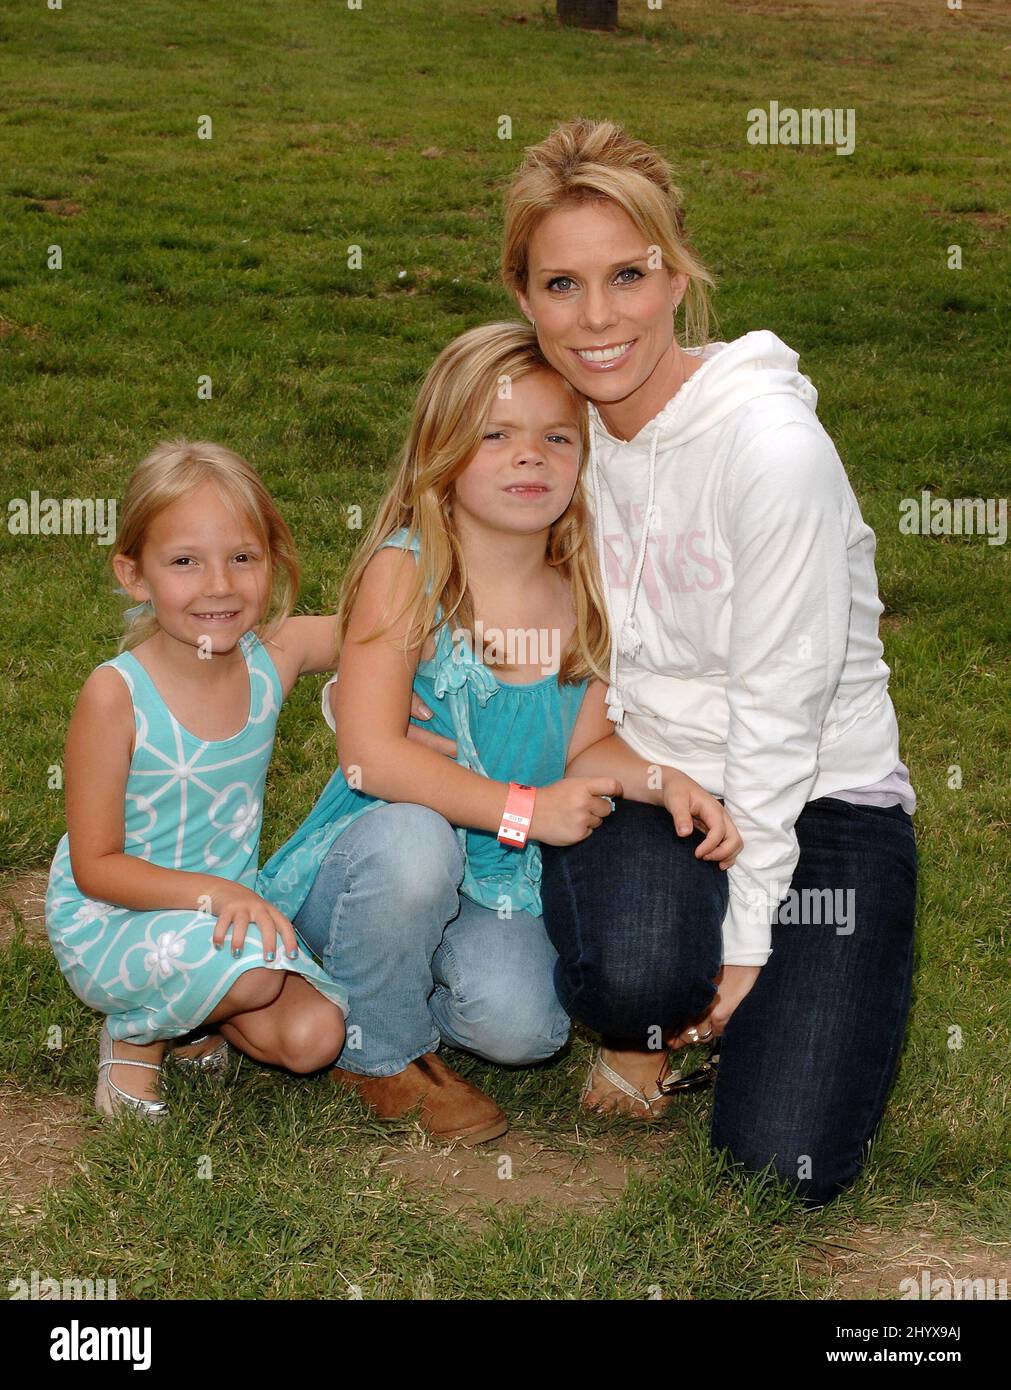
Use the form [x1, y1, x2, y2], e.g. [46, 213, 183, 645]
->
[581, 1046, 677, 1119]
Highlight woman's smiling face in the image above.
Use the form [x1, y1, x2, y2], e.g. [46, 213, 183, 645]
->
[517, 199, 688, 416]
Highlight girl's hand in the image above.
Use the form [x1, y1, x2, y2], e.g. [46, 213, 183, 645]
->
[210, 887, 300, 962]
[663, 772, 742, 869]
[529, 777, 623, 847]
[406, 691, 458, 758]
[669, 965, 762, 1048]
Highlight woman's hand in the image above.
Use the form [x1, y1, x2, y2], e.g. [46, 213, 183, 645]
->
[405, 692, 458, 758]
[210, 886, 300, 962]
[530, 778, 623, 847]
[662, 771, 742, 869]
[669, 965, 762, 1048]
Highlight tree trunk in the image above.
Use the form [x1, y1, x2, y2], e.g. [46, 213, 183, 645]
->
[557, 0, 619, 31]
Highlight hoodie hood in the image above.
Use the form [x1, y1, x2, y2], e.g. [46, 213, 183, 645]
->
[586, 331, 820, 724]
[589, 329, 819, 450]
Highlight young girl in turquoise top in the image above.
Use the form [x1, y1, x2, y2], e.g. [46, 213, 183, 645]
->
[45, 440, 348, 1119]
[258, 321, 741, 1144]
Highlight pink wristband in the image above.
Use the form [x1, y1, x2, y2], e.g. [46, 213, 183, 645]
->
[497, 782, 537, 849]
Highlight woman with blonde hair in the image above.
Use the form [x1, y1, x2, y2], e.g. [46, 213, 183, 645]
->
[258, 319, 739, 1145]
[414, 120, 918, 1205]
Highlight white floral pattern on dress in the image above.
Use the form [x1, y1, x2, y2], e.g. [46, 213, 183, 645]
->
[45, 631, 348, 1042]
[204, 783, 260, 868]
[144, 929, 186, 980]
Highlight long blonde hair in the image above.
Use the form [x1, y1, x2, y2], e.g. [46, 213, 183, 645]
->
[334, 321, 612, 686]
[113, 438, 300, 652]
[501, 118, 716, 348]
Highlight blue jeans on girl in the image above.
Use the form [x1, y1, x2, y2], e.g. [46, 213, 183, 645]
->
[539, 795, 918, 1208]
[293, 802, 570, 1076]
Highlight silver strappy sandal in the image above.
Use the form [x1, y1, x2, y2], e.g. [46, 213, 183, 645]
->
[95, 1021, 168, 1120]
[582, 1044, 721, 1118]
[169, 1032, 232, 1075]
[581, 1050, 679, 1119]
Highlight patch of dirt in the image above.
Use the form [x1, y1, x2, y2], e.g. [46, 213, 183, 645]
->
[0, 1085, 87, 1209]
[805, 1210, 1010, 1299]
[379, 1132, 628, 1220]
[920, 204, 1009, 232]
[26, 198, 82, 217]
[735, 0, 963, 22]
[0, 871, 50, 949]
[0, 315, 46, 341]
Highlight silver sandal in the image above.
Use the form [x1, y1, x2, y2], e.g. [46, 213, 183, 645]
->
[581, 1050, 679, 1118]
[169, 1032, 232, 1075]
[95, 1020, 167, 1120]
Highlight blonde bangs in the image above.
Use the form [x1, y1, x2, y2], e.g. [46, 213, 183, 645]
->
[501, 118, 716, 348]
[114, 439, 300, 652]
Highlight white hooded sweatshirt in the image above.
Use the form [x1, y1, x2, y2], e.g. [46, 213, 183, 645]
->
[587, 330, 913, 966]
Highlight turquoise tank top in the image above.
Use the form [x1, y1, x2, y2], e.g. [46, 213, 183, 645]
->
[47, 629, 283, 950]
[258, 526, 589, 919]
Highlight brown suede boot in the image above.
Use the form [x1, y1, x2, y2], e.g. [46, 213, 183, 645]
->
[330, 1052, 508, 1145]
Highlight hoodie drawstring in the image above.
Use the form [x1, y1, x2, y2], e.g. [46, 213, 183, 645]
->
[590, 420, 660, 727]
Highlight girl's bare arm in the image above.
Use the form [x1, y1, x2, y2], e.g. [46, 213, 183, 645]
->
[333, 548, 513, 834]
[565, 679, 742, 866]
[262, 615, 339, 698]
[564, 679, 669, 804]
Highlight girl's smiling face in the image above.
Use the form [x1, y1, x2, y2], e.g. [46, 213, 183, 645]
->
[517, 199, 688, 417]
[451, 368, 583, 536]
[113, 483, 270, 654]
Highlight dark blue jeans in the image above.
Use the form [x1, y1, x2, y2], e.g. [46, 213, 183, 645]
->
[539, 796, 917, 1207]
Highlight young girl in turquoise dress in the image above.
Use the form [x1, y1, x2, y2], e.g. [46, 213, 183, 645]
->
[45, 440, 348, 1118]
[257, 321, 741, 1140]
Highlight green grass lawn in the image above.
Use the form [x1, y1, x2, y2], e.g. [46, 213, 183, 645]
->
[1, 0, 1008, 1299]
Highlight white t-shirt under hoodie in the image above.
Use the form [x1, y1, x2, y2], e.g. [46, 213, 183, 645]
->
[587, 330, 916, 967]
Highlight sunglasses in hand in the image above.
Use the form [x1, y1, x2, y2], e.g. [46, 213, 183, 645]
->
[660, 1040, 721, 1094]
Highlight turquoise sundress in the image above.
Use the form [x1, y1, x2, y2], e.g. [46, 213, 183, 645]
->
[45, 630, 349, 1042]
[258, 526, 590, 922]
